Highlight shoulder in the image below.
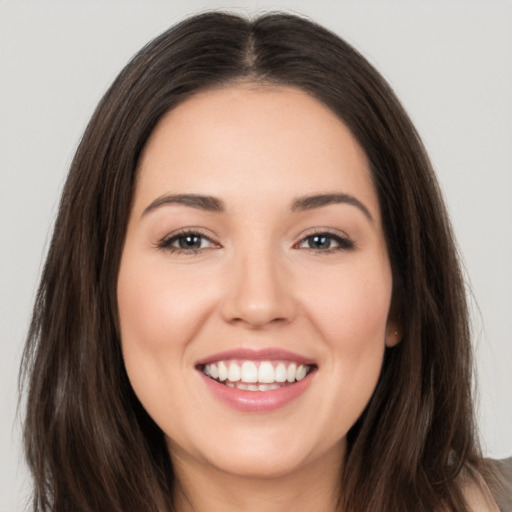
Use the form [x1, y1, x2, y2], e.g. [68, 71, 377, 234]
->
[461, 479, 500, 512]
[460, 457, 512, 512]
[485, 457, 512, 512]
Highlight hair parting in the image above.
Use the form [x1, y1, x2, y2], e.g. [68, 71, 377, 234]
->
[20, 11, 496, 512]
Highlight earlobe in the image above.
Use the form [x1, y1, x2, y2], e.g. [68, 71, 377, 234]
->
[386, 288, 403, 347]
[385, 323, 402, 347]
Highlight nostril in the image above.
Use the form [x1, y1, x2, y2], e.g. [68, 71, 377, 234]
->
[219, 267, 297, 328]
[229, 316, 290, 329]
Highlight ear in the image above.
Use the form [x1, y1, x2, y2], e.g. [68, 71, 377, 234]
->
[385, 287, 403, 347]
[385, 321, 402, 347]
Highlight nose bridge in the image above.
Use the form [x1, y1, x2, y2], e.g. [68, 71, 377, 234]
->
[220, 239, 295, 328]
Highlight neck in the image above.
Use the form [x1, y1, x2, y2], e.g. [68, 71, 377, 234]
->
[171, 443, 345, 512]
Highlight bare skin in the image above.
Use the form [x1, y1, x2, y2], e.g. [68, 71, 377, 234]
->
[117, 84, 497, 511]
[117, 84, 393, 511]
[171, 438, 344, 512]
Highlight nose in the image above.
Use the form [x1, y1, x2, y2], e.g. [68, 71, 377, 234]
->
[220, 248, 297, 329]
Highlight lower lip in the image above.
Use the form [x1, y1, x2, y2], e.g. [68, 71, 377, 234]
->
[199, 370, 315, 413]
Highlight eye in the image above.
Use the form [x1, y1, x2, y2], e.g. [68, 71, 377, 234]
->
[158, 230, 218, 254]
[297, 232, 354, 252]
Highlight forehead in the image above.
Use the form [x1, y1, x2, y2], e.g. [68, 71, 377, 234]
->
[135, 84, 379, 219]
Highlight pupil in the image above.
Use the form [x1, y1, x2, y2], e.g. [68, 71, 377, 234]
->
[311, 235, 330, 249]
[179, 235, 201, 249]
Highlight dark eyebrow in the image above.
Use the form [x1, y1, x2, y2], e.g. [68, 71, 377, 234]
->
[291, 193, 373, 221]
[141, 194, 225, 217]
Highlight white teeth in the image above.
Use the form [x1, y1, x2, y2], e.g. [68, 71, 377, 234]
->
[209, 363, 219, 379]
[275, 362, 287, 382]
[218, 361, 228, 381]
[296, 365, 307, 381]
[240, 361, 258, 383]
[234, 383, 282, 391]
[258, 361, 275, 383]
[202, 359, 313, 387]
[287, 363, 297, 382]
[227, 361, 241, 382]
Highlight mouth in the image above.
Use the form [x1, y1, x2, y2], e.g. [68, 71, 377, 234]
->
[199, 359, 316, 391]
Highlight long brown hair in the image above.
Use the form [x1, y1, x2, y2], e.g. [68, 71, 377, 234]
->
[21, 11, 486, 511]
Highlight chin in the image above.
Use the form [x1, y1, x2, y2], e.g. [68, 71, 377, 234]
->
[166, 424, 346, 482]
[203, 449, 317, 480]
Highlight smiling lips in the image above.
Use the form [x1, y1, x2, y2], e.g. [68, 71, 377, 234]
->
[197, 349, 316, 412]
[202, 360, 312, 391]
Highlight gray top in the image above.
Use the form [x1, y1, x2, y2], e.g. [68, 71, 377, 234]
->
[490, 457, 512, 512]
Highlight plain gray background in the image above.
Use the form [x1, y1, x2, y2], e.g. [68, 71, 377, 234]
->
[1, 1, 511, 510]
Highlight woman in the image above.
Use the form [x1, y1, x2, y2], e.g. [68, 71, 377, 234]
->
[20, 11, 509, 512]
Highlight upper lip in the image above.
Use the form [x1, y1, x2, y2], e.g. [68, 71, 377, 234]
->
[195, 348, 316, 367]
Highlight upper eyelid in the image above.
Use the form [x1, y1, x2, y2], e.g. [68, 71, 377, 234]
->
[156, 229, 220, 252]
[157, 227, 353, 249]
[295, 227, 352, 241]
[161, 227, 216, 242]
[294, 229, 356, 251]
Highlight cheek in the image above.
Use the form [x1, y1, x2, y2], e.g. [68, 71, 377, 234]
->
[116, 255, 217, 410]
[117, 257, 213, 354]
[301, 259, 392, 417]
[116, 255, 221, 434]
[305, 259, 392, 348]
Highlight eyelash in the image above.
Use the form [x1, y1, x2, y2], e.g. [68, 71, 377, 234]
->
[157, 229, 218, 255]
[157, 229, 355, 255]
[295, 230, 355, 253]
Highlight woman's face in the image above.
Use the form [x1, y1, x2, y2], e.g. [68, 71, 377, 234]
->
[117, 84, 399, 479]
